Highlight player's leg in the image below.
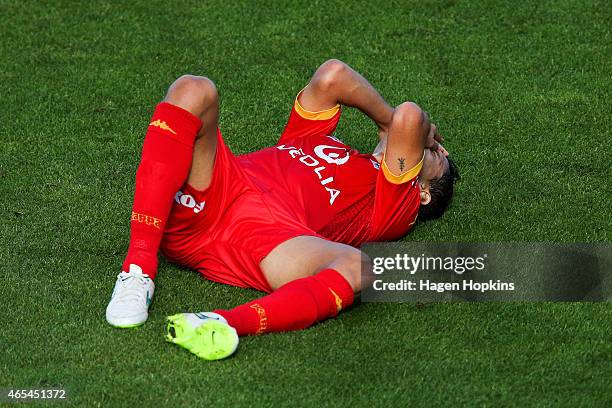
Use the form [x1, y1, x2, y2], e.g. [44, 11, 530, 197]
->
[167, 235, 369, 339]
[260, 235, 365, 291]
[124, 75, 219, 275]
[165, 235, 369, 359]
[164, 76, 219, 191]
[215, 236, 370, 335]
[106, 75, 219, 328]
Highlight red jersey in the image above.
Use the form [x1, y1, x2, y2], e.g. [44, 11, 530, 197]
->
[238, 103, 421, 247]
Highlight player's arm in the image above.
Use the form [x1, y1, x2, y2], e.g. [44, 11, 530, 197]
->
[299, 59, 395, 138]
[383, 102, 444, 181]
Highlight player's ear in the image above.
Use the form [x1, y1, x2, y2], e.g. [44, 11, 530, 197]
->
[419, 183, 431, 206]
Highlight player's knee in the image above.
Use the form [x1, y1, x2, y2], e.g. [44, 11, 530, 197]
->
[328, 249, 368, 293]
[166, 75, 218, 118]
[311, 59, 349, 92]
[360, 252, 375, 290]
[392, 102, 424, 131]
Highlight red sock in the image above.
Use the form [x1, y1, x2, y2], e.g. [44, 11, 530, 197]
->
[122, 102, 202, 278]
[215, 269, 355, 336]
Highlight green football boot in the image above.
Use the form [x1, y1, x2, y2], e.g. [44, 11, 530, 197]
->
[165, 312, 239, 360]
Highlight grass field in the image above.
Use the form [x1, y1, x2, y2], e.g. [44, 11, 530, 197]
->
[1, 0, 611, 406]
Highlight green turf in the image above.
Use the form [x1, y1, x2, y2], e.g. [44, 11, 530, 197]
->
[1, 0, 610, 406]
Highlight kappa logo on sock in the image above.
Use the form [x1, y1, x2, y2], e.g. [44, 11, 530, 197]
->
[149, 119, 177, 135]
[249, 303, 268, 335]
[131, 211, 162, 229]
[329, 289, 343, 313]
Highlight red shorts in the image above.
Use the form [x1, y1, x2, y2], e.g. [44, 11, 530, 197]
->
[160, 129, 318, 293]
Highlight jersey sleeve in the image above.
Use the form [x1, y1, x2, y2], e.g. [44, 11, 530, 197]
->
[369, 155, 422, 241]
[277, 89, 342, 145]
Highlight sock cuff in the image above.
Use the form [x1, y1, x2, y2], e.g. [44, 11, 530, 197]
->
[314, 268, 355, 310]
[121, 256, 158, 279]
[150, 102, 202, 146]
[214, 308, 260, 336]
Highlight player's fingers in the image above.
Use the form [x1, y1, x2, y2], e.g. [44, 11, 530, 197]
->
[425, 124, 437, 149]
[427, 140, 439, 151]
[439, 144, 449, 157]
[430, 123, 437, 136]
[434, 129, 444, 143]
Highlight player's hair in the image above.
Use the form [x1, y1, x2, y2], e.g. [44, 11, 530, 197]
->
[418, 157, 460, 221]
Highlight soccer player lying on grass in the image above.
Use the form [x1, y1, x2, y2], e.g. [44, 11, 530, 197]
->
[106, 59, 459, 360]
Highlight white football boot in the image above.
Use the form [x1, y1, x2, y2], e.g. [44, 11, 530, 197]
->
[106, 264, 155, 328]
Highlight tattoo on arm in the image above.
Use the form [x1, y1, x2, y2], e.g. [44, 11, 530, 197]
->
[398, 157, 405, 172]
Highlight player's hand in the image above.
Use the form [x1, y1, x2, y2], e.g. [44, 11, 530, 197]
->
[437, 143, 450, 157]
[425, 123, 444, 151]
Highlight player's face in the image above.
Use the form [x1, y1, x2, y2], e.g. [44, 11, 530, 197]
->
[420, 147, 449, 182]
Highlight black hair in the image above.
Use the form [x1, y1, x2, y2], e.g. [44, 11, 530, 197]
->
[417, 157, 460, 221]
